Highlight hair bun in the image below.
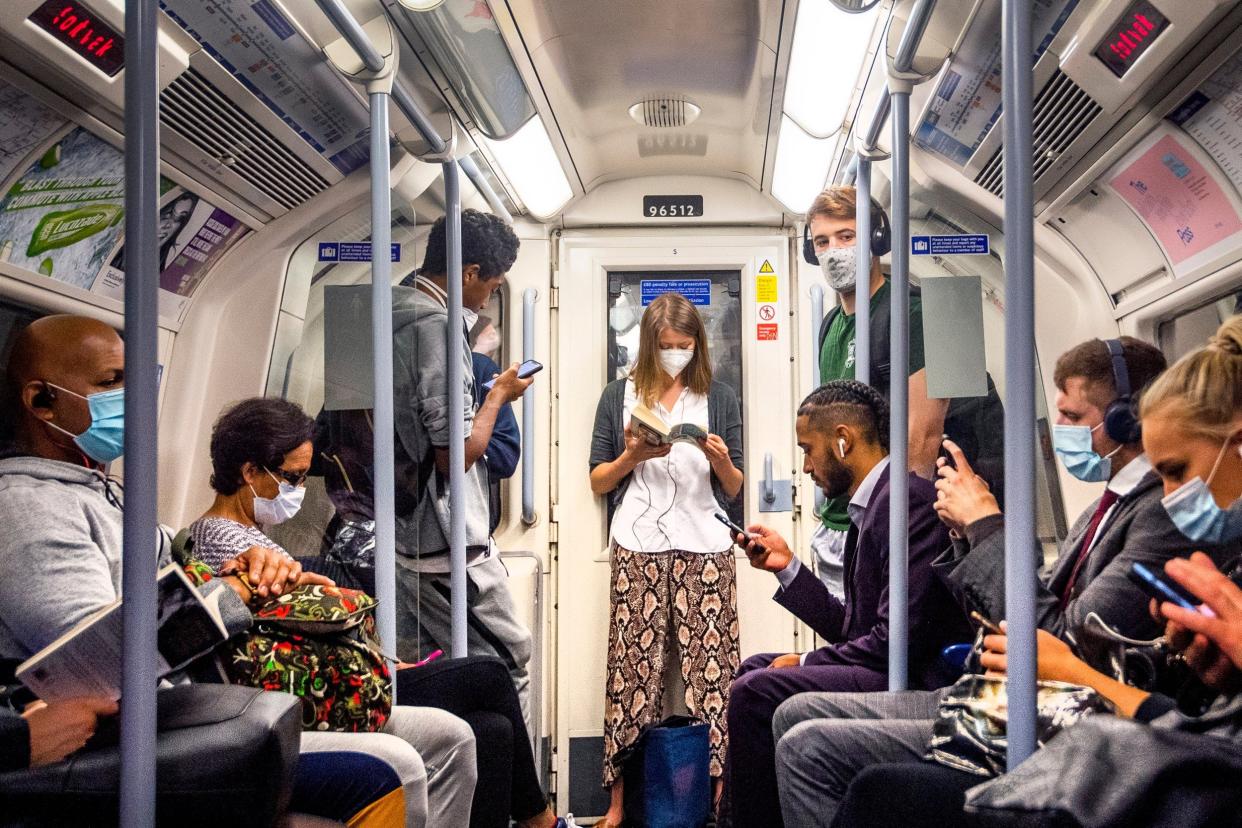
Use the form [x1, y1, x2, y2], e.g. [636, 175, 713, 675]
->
[1210, 315, 1242, 356]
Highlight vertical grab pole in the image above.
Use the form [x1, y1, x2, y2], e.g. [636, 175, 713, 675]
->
[887, 87, 912, 692]
[120, 1, 159, 824]
[522, 288, 538, 525]
[854, 159, 872, 387]
[369, 93, 398, 688]
[810, 284, 826, 512]
[1003, 0, 1038, 768]
[444, 162, 468, 659]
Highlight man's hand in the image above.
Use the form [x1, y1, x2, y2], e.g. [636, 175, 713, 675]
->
[622, 425, 672, 464]
[980, 627, 1086, 683]
[1160, 553, 1242, 688]
[934, 439, 1000, 533]
[219, 546, 302, 599]
[768, 653, 801, 669]
[741, 524, 793, 573]
[23, 697, 117, 767]
[486, 364, 534, 404]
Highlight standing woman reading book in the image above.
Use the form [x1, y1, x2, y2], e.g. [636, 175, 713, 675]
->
[588, 291, 744, 827]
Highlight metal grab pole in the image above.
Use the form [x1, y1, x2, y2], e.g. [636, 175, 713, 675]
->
[1003, 0, 1038, 768]
[121, 0, 159, 824]
[522, 287, 538, 525]
[444, 162, 468, 659]
[855, 159, 872, 387]
[887, 89, 911, 692]
[810, 285, 825, 511]
[370, 93, 398, 687]
[460, 154, 515, 224]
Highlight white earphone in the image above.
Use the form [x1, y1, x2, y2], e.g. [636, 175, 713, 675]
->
[838, 437, 847, 459]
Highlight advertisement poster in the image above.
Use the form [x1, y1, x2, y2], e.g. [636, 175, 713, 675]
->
[0, 127, 125, 290]
[1168, 49, 1242, 195]
[1109, 131, 1242, 271]
[94, 187, 249, 319]
[0, 78, 69, 189]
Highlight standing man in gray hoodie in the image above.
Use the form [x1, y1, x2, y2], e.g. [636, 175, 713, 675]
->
[393, 209, 536, 722]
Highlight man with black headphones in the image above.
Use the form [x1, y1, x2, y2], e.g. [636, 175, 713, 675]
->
[802, 185, 950, 599]
[767, 336, 1239, 828]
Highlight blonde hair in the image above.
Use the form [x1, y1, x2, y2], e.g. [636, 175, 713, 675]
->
[631, 292, 712, 408]
[1140, 314, 1242, 440]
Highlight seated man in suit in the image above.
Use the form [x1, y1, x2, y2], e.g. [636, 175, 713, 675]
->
[770, 336, 1241, 828]
[721, 380, 970, 828]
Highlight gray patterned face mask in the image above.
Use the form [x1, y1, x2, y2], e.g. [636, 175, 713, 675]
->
[818, 246, 857, 292]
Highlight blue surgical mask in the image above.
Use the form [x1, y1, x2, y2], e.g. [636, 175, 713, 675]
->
[250, 470, 305, 526]
[44, 383, 125, 464]
[1162, 439, 1242, 544]
[1053, 423, 1121, 483]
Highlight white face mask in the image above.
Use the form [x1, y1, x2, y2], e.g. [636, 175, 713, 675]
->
[658, 348, 695, 378]
[818, 246, 858, 292]
[250, 470, 305, 526]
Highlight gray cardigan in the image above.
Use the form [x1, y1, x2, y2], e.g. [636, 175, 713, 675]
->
[932, 469, 1240, 641]
[589, 378, 744, 522]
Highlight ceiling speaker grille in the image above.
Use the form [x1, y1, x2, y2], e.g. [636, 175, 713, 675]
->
[973, 70, 1102, 197]
[629, 98, 701, 128]
[160, 69, 331, 210]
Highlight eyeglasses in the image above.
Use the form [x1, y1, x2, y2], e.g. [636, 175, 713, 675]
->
[266, 467, 309, 487]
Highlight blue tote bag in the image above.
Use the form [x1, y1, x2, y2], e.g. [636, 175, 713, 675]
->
[621, 715, 711, 828]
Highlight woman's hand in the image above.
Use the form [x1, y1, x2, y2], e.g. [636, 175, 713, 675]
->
[934, 440, 1001, 534]
[219, 546, 302, 598]
[1160, 552, 1242, 688]
[622, 425, 672, 464]
[700, 433, 731, 467]
[980, 627, 1086, 684]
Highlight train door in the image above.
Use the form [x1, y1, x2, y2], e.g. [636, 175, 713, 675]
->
[553, 230, 801, 815]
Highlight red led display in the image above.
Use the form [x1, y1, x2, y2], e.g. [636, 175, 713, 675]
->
[28, 0, 125, 78]
[1094, 0, 1170, 79]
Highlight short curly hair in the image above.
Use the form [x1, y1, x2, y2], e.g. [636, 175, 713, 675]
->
[797, 380, 890, 451]
[209, 397, 315, 495]
[417, 209, 520, 281]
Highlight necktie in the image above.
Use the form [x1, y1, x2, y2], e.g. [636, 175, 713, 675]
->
[1060, 489, 1120, 607]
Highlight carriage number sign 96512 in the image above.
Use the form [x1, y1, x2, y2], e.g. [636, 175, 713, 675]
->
[643, 195, 703, 218]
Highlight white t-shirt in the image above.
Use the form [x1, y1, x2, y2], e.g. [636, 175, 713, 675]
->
[610, 380, 732, 554]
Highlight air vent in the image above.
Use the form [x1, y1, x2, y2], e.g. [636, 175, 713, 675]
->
[973, 70, 1102, 197]
[160, 69, 331, 210]
[628, 98, 702, 128]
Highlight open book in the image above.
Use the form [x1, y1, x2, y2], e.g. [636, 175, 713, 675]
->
[630, 403, 708, 447]
[17, 564, 230, 701]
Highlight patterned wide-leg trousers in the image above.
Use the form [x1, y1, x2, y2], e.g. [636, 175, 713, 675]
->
[601, 544, 741, 786]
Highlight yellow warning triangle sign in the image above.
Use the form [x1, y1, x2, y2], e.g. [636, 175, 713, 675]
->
[759, 260, 775, 274]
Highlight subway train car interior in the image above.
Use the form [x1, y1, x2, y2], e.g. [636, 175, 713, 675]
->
[2, 0, 1242, 825]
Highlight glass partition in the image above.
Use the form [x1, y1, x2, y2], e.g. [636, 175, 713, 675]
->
[1158, 289, 1242, 362]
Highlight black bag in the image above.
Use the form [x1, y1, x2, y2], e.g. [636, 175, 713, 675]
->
[819, 284, 1006, 505]
[619, 715, 711, 828]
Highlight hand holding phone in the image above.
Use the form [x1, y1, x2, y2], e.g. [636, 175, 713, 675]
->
[1129, 561, 1201, 614]
[714, 512, 759, 548]
[482, 359, 543, 392]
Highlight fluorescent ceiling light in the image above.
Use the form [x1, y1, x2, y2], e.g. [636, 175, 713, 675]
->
[483, 116, 573, 219]
[397, 0, 447, 11]
[784, 0, 879, 137]
[772, 115, 837, 214]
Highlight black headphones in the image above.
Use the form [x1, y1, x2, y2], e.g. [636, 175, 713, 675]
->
[1103, 339, 1142, 445]
[802, 198, 892, 266]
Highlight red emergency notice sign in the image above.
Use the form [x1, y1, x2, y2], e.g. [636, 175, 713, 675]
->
[757, 323, 778, 341]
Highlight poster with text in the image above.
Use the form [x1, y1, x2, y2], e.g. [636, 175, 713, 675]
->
[0, 128, 125, 289]
[0, 78, 69, 190]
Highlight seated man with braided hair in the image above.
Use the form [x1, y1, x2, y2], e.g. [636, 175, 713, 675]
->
[720, 380, 971, 828]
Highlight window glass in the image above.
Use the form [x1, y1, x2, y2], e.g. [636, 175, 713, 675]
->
[1158, 290, 1242, 362]
[0, 299, 48, 444]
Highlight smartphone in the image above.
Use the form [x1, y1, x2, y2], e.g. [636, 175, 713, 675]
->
[1128, 561, 1199, 613]
[482, 359, 543, 391]
[969, 610, 1002, 635]
[937, 434, 956, 470]
[714, 512, 761, 548]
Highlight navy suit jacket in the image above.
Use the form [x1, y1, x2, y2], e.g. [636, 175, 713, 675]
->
[775, 465, 970, 689]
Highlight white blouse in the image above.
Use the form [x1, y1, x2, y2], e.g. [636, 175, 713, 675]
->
[610, 380, 733, 554]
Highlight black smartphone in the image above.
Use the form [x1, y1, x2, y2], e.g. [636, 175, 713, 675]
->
[714, 512, 761, 548]
[937, 434, 955, 470]
[1128, 561, 1199, 613]
[482, 359, 543, 391]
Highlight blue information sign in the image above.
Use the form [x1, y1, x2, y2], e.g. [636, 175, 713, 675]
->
[318, 242, 401, 262]
[911, 234, 990, 256]
[639, 278, 712, 306]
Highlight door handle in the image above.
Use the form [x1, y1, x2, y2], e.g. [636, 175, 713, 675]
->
[763, 452, 776, 504]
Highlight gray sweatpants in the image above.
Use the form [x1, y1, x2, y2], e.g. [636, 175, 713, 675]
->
[394, 553, 534, 728]
[772, 689, 944, 828]
[301, 704, 476, 827]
